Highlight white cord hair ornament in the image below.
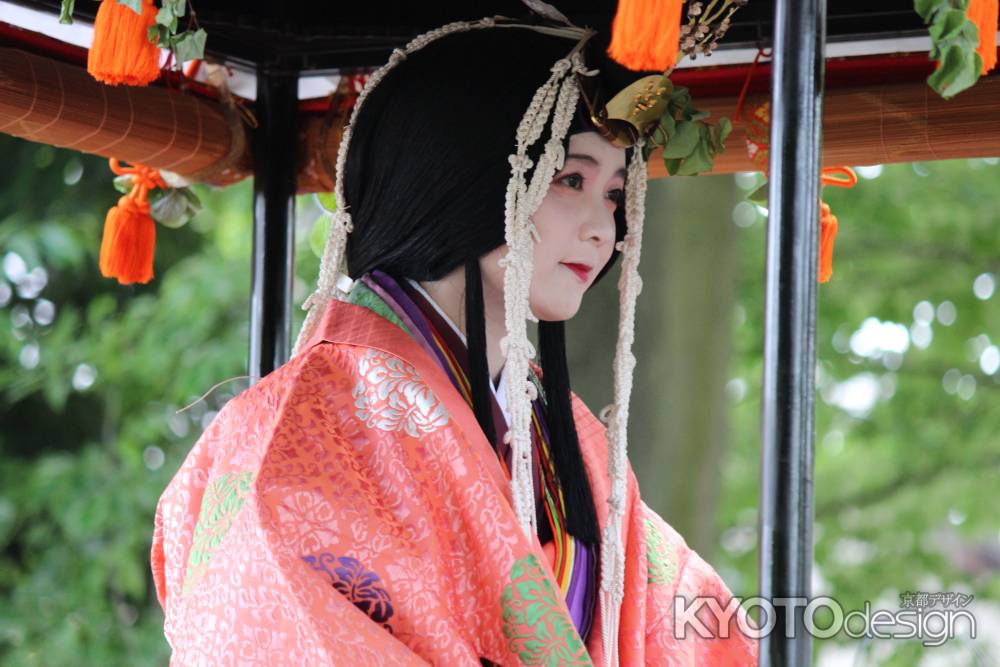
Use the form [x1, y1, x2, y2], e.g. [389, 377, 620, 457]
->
[293, 15, 649, 667]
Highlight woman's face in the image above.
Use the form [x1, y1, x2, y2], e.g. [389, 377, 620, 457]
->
[481, 132, 627, 322]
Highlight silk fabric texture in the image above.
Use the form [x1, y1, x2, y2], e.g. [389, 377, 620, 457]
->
[151, 292, 758, 665]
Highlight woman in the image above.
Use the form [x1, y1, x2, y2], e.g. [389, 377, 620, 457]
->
[152, 16, 757, 666]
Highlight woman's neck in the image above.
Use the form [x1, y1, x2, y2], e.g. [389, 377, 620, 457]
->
[419, 266, 506, 382]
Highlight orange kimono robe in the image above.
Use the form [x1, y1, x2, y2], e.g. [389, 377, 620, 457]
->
[151, 298, 757, 666]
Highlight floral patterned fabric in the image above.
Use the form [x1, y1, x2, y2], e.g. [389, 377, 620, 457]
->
[151, 299, 757, 665]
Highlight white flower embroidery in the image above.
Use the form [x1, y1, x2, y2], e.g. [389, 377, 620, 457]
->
[353, 350, 449, 436]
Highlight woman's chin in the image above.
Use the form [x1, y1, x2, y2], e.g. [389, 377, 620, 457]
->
[531, 299, 583, 323]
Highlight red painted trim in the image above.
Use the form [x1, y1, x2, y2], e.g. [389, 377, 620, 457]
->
[671, 52, 938, 99]
[0, 20, 88, 65]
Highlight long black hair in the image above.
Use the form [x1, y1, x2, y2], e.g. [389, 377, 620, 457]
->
[344, 27, 627, 545]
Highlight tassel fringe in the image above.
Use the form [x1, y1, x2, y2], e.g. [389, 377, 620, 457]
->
[99, 159, 166, 284]
[608, 0, 684, 71]
[87, 0, 161, 86]
[969, 0, 999, 74]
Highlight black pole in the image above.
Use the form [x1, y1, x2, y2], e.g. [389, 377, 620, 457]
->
[758, 1, 826, 665]
[249, 64, 297, 384]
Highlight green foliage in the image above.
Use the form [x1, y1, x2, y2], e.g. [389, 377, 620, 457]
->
[58, 0, 74, 25]
[58, 0, 207, 62]
[641, 85, 732, 176]
[916, 0, 985, 98]
[0, 136, 324, 664]
[720, 160, 1000, 663]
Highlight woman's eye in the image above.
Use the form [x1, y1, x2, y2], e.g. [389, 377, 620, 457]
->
[607, 189, 625, 206]
[558, 173, 584, 189]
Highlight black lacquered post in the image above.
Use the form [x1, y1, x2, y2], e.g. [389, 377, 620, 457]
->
[758, 0, 826, 665]
[249, 65, 297, 384]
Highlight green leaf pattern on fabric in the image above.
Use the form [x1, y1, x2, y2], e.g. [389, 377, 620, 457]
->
[501, 554, 593, 666]
[183, 471, 254, 593]
[645, 518, 678, 586]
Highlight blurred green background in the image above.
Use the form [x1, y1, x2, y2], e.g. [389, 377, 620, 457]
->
[0, 134, 997, 665]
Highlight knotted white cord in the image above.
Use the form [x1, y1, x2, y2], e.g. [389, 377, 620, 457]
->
[500, 53, 594, 538]
[599, 139, 648, 667]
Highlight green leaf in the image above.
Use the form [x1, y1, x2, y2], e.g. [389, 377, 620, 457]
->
[929, 8, 967, 42]
[675, 139, 714, 176]
[651, 125, 668, 148]
[155, 5, 177, 30]
[663, 157, 682, 176]
[171, 29, 208, 62]
[180, 187, 202, 210]
[913, 0, 940, 20]
[163, 0, 186, 18]
[150, 189, 193, 228]
[115, 0, 143, 15]
[670, 86, 692, 110]
[715, 117, 733, 150]
[59, 0, 75, 24]
[113, 175, 134, 195]
[661, 120, 700, 159]
[658, 114, 676, 138]
[927, 44, 981, 98]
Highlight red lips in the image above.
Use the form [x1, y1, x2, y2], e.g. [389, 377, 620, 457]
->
[560, 262, 593, 283]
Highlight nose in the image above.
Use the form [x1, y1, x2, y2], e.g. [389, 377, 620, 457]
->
[579, 197, 617, 247]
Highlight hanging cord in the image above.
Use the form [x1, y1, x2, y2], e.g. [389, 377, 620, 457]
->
[732, 47, 771, 123]
[599, 138, 648, 667]
[500, 54, 595, 536]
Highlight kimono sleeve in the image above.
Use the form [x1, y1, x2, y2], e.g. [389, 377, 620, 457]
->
[640, 502, 759, 666]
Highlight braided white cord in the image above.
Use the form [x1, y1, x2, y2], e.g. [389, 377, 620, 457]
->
[501, 53, 596, 539]
[599, 140, 648, 667]
[293, 17, 507, 355]
[501, 64, 563, 535]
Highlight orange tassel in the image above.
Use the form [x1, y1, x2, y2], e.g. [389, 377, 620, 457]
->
[817, 167, 857, 284]
[608, 0, 684, 72]
[87, 0, 161, 86]
[99, 159, 166, 284]
[968, 0, 998, 74]
[741, 100, 856, 284]
[818, 201, 837, 283]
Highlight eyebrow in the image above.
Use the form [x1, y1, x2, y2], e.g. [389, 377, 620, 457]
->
[566, 153, 628, 180]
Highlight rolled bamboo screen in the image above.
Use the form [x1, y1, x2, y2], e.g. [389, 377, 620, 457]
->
[2, 46, 999, 190]
[0, 47, 249, 182]
[648, 73, 1000, 177]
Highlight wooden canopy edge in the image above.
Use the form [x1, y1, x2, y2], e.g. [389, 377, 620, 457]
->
[3, 46, 999, 193]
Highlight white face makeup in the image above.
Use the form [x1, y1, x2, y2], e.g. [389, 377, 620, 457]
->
[481, 131, 627, 323]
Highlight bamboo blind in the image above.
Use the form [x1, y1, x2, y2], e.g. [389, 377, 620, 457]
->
[0, 47, 249, 182]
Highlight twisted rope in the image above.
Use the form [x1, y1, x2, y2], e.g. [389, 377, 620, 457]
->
[599, 139, 648, 667]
